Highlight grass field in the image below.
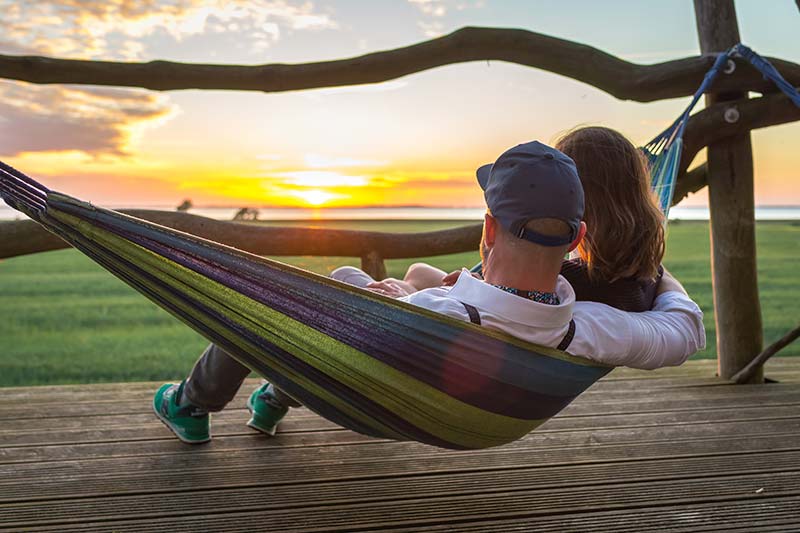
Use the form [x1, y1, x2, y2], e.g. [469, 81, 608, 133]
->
[0, 219, 797, 386]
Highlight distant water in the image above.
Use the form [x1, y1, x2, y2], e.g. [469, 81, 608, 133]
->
[1, 204, 799, 222]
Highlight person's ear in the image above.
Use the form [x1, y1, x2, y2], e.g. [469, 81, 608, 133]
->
[567, 221, 587, 253]
[483, 213, 498, 247]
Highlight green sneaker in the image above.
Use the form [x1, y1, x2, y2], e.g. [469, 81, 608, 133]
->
[153, 382, 211, 444]
[246, 383, 289, 436]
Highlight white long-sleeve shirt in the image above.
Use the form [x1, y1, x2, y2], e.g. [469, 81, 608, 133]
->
[399, 270, 706, 370]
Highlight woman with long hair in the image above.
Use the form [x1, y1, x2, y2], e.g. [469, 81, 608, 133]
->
[553, 125, 665, 311]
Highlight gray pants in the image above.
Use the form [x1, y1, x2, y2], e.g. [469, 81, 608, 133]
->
[182, 266, 375, 412]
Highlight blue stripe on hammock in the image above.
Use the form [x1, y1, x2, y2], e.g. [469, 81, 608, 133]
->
[38, 210, 464, 447]
[49, 196, 609, 422]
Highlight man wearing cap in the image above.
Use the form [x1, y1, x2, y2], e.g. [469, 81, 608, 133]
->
[153, 141, 705, 444]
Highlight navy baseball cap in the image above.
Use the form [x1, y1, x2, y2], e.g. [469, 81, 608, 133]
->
[476, 141, 584, 247]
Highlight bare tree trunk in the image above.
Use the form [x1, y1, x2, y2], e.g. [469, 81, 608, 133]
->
[1, 27, 798, 102]
[694, 0, 764, 383]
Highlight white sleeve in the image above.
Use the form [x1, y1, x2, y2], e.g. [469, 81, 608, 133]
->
[572, 292, 706, 370]
[399, 288, 471, 321]
[628, 291, 707, 369]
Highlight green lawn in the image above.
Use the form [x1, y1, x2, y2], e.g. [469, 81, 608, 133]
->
[0, 219, 797, 386]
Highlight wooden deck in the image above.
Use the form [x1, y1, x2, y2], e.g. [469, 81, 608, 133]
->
[1, 358, 799, 532]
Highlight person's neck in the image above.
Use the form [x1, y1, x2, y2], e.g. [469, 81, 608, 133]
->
[483, 261, 560, 294]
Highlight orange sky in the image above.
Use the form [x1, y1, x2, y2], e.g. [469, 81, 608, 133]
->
[1, 1, 798, 209]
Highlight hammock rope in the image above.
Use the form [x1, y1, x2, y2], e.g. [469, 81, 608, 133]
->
[1, 44, 798, 449]
[644, 44, 800, 216]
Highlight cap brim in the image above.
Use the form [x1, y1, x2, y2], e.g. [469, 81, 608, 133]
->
[476, 163, 492, 190]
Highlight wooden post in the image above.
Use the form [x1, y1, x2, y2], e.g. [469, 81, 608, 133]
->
[694, 0, 763, 382]
[361, 250, 387, 280]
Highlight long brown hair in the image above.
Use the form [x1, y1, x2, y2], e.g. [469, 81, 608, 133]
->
[555, 126, 664, 282]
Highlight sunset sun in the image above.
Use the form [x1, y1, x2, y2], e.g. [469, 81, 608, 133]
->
[294, 189, 337, 206]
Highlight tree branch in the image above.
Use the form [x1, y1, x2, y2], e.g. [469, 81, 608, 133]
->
[0, 211, 482, 261]
[670, 92, 800, 204]
[680, 91, 800, 175]
[673, 164, 708, 206]
[1, 27, 798, 102]
[731, 324, 800, 384]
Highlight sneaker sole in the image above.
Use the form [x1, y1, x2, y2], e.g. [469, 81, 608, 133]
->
[152, 395, 211, 445]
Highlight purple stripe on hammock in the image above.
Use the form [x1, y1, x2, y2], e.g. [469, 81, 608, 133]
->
[63, 203, 604, 420]
[43, 217, 461, 448]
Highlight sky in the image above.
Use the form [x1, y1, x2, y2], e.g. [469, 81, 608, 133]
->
[0, 0, 798, 209]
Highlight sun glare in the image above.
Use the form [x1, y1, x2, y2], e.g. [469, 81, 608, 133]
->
[295, 189, 337, 206]
[278, 171, 369, 188]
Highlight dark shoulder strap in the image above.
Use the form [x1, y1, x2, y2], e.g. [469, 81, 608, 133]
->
[461, 302, 481, 325]
[462, 301, 573, 350]
[556, 319, 576, 351]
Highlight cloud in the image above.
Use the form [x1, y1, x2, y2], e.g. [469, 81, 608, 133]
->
[408, 0, 448, 17]
[0, 81, 175, 157]
[408, 0, 485, 17]
[0, 0, 337, 60]
[0, 0, 336, 157]
[418, 20, 445, 38]
[407, 0, 484, 38]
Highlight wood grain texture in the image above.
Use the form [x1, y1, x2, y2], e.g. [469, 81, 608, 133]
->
[694, 0, 764, 382]
[1, 27, 798, 102]
[733, 324, 800, 383]
[1, 360, 800, 531]
[0, 212, 482, 260]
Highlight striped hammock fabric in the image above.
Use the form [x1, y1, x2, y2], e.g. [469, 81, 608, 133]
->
[0, 166, 611, 449]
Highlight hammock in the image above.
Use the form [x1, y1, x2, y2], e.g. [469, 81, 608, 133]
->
[1, 45, 798, 450]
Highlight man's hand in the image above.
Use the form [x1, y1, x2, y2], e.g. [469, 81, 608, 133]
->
[366, 279, 415, 298]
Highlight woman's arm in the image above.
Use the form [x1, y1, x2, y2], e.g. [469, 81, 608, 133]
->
[402, 262, 449, 291]
[657, 267, 687, 296]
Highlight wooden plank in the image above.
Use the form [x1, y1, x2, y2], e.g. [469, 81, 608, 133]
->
[0, 407, 324, 432]
[2, 382, 797, 420]
[2, 449, 798, 517]
[2, 365, 799, 532]
[389, 497, 800, 533]
[1, 416, 798, 465]
[6, 482, 799, 532]
[0, 376, 731, 404]
[2, 404, 799, 448]
[2, 431, 798, 501]
[3, 445, 799, 506]
[605, 358, 800, 381]
[3, 468, 799, 528]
